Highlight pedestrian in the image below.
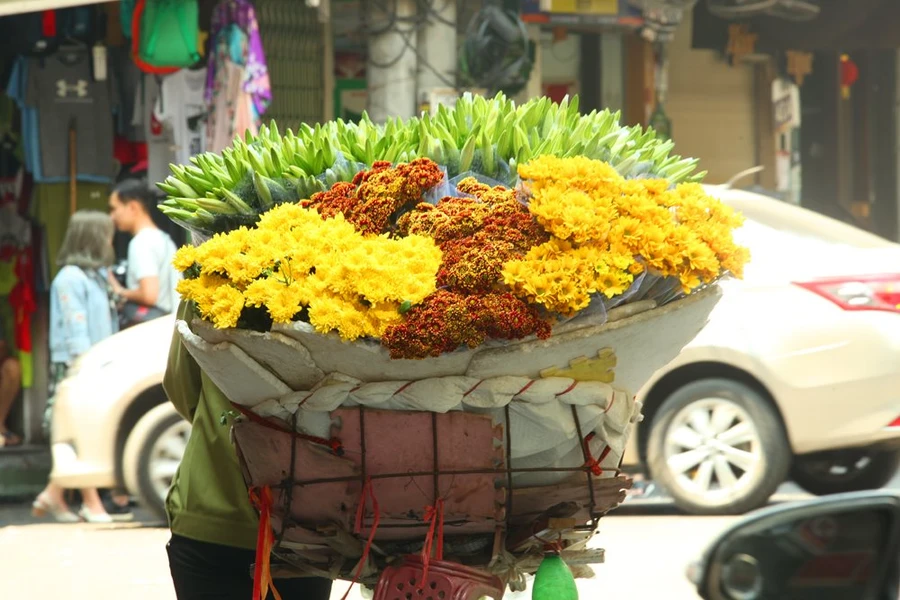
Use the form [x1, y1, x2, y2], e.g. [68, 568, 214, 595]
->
[163, 299, 333, 600]
[0, 318, 22, 448]
[107, 179, 180, 327]
[32, 210, 119, 523]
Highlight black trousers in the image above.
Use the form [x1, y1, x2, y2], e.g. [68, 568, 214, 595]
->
[167, 534, 333, 600]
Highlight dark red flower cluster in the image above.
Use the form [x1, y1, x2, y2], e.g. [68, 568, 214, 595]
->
[398, 177, 549, 294]
[381, 290, 552, 359]
[302, 159, 445, 235]
[437, 234, 518, 293]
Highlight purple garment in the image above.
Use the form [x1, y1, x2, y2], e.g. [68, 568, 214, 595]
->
[206, 0, 271, 120]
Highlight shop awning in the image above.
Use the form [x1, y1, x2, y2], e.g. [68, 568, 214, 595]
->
[692, 0, 900, 53]
[0, 0, 96, 17]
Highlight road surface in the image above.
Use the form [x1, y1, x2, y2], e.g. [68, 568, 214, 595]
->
[3, 471, 898, 599]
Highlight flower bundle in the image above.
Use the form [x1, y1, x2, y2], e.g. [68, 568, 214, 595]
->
[174, 202, 441, 339]
[501, 156, 750, 316]
[172, 152, 748, 359]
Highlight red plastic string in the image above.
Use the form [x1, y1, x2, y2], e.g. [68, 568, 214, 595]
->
[582, 433, 612, 476]
[603, 391, 617, 414]
[230, 402, 344, 456]
[41, 10, 56, 37]
[555, 381, 578, 397]
[419, 498, 445, 587]
[340, 478, 381, 600]
[249, 486, 282, 600]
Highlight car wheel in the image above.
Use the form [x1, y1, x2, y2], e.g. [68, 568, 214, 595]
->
[122, 403, 190, 522]
[790, 448, 900, 496]
[647, 378, 791, 515]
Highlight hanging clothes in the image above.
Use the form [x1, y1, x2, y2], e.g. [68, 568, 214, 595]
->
[154, 68, 208, 167]
[207, 59, 257, 153]
[8, 250, 36, 388]
[0, 96, 23, 178]
[6, 54, 116, 183]
[0, 202, 36, 387]
[206, 0, 271, 130]
[131, 74, 178, 186]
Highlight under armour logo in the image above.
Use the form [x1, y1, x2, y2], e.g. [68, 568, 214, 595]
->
[56, 79, 88, 98]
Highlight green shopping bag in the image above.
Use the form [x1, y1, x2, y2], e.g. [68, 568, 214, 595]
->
[133, 0, 201, 72]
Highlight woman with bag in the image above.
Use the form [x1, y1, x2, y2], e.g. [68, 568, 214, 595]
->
[32, 210, 120, 523]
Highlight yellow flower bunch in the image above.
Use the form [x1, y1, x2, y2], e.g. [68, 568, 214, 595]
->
[173, 203, 442, 339]
[518, 156, 623, 245]
[503, 156, 749, 312]
[502, 238, 637, 315]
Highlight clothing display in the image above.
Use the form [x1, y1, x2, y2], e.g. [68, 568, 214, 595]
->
[0, 1, 276, 431]
[24, 48, 118, 181]
[0, 97, 23, 178]
[0, 202, 36, 387]
[206, 0, 270, 127]
[110, 45, 146, 143]
[154, 68, 208, 167]
[7, 54, 115, 183]
[207, 60, 256, 153]
[131, 73, 178, 186]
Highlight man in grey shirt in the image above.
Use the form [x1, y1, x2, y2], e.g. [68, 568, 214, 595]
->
[108, 180, 180, 314]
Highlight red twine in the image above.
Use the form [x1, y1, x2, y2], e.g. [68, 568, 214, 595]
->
[419, 498, 445, 588]
[583, 433, 611, 476]
[340, 479, 381, 600]
[249, 486, 282, 600]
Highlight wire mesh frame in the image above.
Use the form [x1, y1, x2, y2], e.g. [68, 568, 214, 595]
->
[263, 402, 624, 559]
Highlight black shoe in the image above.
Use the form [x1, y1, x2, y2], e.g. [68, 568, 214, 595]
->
[102, 499, 135, 522]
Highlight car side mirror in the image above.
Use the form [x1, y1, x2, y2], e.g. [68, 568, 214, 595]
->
[689, 492, 900, 600]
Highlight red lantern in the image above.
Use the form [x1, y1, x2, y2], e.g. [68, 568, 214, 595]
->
[841, 54, 859, 99]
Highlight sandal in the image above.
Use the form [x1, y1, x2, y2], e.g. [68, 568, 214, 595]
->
[0, 430, 22, 448]
[32, 493, 80, 523]
[78, 506, 113, 524]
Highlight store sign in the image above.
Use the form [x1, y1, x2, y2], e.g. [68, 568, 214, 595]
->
[772, 78, 800, 132]
[522, 0, 642, 26]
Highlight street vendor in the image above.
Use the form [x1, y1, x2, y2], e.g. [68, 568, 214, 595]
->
[163, 299, 333, 600]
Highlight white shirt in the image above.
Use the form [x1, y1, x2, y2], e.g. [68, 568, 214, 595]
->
[154, 68, 208, 166]
[126, 228, 180, 313]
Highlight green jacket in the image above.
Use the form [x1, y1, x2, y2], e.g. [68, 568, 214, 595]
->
[163, 300, 259, 549]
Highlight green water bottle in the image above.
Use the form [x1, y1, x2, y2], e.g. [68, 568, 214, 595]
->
[532, 553, 578, 600]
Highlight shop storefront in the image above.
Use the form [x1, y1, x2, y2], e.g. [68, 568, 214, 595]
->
[0, 0, 328, 446]
[515, 4, 760, 186]
[692, 0, 900, 240]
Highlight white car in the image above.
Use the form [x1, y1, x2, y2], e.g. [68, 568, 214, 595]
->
[49, 315, 183, 520]
[48, 187, 900, 519]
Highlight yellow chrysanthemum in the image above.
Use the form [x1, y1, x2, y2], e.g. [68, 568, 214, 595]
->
[178, 203, 442, 339]
[209, 284, 245, 329]
[172, 245, 199, 272]
[510, 155, 750, 310]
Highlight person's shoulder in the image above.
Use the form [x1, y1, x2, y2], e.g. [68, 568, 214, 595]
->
[132, 227, 168, 246]
[54, 265, 87, 281]
[51, 265, 88, 290]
